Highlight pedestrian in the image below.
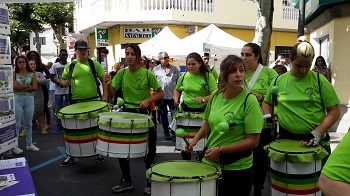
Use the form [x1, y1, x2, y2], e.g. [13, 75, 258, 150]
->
[312, 56, 331, 83]
[262, 36, 340, 161]
[103, 43, 164, 195]
[241, 43, 278, 196]
[173, 52, 217, 160]
[202, 52, 218, 82]
[153, 51, 180, 141]
[186, 54, 264, 196]
[59, 40, 108, 167]
[13, 56, 40, 155]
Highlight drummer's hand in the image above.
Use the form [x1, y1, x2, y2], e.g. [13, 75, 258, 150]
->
[102, 95, 108, 103]
[266, 116, 277, 129]
[186, 140, 196, 152]
[103, 74, 112, 85]
[139, 99, 150, 109]
[300, 130, 321, 146]
[253, 93, 264, 101]
[63, 79, 71, 87]
[204, 147, 220, 162]
[193, 95, 202, 103]
[174, 101, 180, 108]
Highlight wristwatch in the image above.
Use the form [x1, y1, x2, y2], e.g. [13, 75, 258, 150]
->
[202, 98, 205, 103]
[219, 146, 223, 155]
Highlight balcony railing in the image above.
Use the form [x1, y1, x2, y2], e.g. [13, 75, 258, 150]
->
[283, 6, 299, 20]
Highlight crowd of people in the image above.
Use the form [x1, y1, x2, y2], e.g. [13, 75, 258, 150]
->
[7, 37, 347, 196]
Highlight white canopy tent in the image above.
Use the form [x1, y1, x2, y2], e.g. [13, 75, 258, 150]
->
[168, 24, 247, 60]
[139, 26, 180, 58]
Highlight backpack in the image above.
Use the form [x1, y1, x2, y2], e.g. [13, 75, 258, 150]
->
[67, 59, 102, 102]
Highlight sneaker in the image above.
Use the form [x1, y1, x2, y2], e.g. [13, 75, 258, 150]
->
[41, 129, 48, 135]
[112, 179, 133, 193]
[96, 154, 104, 163]
[60, 156, 75, 167]
[54, 126, 62, 134]
[45, 124, 52, 129]
[26, 144, 40, 151]
[13, 146, 23, 155]
[19, 130, 26, 137]
[143, 186, 151, 195]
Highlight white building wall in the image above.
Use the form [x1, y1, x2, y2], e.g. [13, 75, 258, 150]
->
[29, 27, 58, 62]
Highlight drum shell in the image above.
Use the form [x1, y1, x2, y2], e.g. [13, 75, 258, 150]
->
[96, 124, 148, 158]
[61, 118, 98, 157]
[151, 180, 217, 196]
[175, 116, 205, 152]
[95, 112, 152, 158]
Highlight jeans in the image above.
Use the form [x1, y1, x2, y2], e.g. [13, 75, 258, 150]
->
[159, 99, 175, 136]
[15, 94, 34, 145]
[55, 94, 68, 127]
[49, 90, 55, 108]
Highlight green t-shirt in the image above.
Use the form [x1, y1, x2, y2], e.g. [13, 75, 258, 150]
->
[245, 66, 278, 100]
[264, 71, 340, 134]
[176, 72, 217, 108]
[61, 60, 105, 100]
[208, 65, 218, 82]
[111, 68, 161, 108]
[322, 130, 350, 183]
[202, 89, 263, 170]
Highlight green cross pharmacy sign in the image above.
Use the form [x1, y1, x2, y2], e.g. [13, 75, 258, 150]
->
[95, 28, 108, 47]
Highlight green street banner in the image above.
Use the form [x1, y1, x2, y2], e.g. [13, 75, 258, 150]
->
[95, 28, 108, 47]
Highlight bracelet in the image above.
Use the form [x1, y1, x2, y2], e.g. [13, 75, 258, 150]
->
[202, 98, 205, 103]
[261, 94, 265, 101]
[218, 146, 223, 155]
[106, 81, 111, 85]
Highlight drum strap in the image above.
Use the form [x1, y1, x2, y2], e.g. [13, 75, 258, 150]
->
[67, 59, 102, 102]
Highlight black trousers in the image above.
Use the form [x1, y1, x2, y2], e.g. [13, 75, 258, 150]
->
[253, 128, 276, 192]
[219, 167, 253, 196]
[118, 108, 156, 185]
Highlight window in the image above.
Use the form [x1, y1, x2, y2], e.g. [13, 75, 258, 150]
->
[275, 46, 293, 60]
[32, 37, 46, 45]
[282, 0, 289, 6]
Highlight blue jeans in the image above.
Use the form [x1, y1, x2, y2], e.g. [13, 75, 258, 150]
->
[15, 94, 34, 145]
[49, 90, 55, 108]
[159, 99, 175, 136]
[55, 94, 68, 127]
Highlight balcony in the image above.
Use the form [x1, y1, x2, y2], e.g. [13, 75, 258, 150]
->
[75, 0, 299, 33]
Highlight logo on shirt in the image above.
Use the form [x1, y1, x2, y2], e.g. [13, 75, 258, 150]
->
[304, 87, 316, 101]
[257, 79, 266, 90]
[224, 111, 235, 124]
[136, 78, 143, 90]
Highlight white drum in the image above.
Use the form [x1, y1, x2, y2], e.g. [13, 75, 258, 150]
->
[96, 112, 153, 158]
[146, 160, 221, 196]
[174, 112, 206, 152]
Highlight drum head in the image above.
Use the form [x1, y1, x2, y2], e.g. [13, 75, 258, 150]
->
[266, 139, 329, 163]
[98, 112, 153, 128]
[58, 101, 110, 120]
[146, 161, 220, 183]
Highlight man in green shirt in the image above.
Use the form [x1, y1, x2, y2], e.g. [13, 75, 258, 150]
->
[202, 52, 218, 82]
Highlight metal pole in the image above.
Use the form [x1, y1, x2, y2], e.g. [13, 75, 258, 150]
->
[297, 0, 306, 37]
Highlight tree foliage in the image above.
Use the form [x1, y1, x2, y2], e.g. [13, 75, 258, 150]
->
[6, 2, 74, 56]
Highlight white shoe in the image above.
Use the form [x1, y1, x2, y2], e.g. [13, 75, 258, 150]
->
[26, 144, 40, 151]
[13, 147, 23, 155]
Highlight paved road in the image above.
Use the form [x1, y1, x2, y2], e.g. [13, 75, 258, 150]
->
[3, 111, 345, 196]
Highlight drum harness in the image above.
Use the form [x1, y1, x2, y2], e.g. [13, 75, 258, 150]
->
[148, 160, 221, 196]
[268, 73, 326, 195]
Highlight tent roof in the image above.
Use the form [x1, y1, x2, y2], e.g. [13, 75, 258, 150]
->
[168, 24, 247, 57]
[139, 26, 180, 58]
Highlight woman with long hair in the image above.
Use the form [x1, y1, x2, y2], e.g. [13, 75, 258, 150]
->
[312, 56, 331, 82]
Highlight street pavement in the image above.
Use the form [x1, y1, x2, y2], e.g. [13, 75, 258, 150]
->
[2, 110, 346, 196]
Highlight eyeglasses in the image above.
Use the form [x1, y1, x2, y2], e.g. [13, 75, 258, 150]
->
[162, 56, 169, 60]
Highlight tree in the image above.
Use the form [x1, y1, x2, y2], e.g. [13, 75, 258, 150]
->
[252, 0, 274, 66]
[7, 3, 43, 55]
[33, 2, 74, 52]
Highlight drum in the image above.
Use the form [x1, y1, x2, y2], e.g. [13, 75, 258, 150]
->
[96, 112, 153, 158]
[57, 101, 110, 157]
[265, 139, 329, 196]
[174, 112, 205, 152]
[146, 160, 221, 196]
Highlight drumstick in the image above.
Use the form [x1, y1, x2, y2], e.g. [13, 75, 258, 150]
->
[270, 86, 279, 136]
[218, 114, 272, 132]
[175, 128, 189, 145]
